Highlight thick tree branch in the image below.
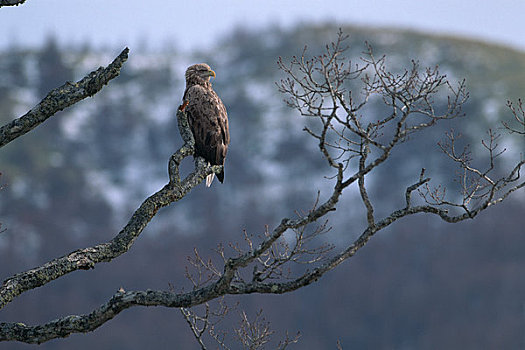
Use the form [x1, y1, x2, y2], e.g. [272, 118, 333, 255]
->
[0, 288, 219, 343]
[0, 110, 218, 311]
[0, 48, 129, 148]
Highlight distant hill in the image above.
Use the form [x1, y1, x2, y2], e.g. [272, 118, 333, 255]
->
[0, 24, 524, 349]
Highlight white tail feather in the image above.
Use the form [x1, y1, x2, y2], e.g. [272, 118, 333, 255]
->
[206, 173, 215, 187]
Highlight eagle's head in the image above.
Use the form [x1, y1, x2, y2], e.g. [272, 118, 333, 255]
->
[185, 63, 216, 86]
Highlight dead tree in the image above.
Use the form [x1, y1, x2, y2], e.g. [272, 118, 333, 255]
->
[0, 29, 523, 347]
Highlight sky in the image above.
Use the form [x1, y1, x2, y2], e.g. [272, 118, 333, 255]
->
[0, 0, 524, 53]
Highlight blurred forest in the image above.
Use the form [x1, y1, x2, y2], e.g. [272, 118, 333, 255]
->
[0, 24, 524, 349]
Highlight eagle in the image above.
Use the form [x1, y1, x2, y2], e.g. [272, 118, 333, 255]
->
[182, 63, 230, 187]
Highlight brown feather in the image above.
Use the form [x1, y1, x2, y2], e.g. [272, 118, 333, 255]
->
[183, 64, 230, 185]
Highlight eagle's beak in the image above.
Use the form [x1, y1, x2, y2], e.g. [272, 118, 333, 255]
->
[208, 70, 216, 78]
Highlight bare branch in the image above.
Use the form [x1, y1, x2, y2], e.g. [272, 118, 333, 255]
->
[418, 128, 525, 216]
[504, 99, 525, 134]
[0, 48, 129, 148]
[405, 168, 430, 208]
[235, 310, 273, 349]
[180, 299, 231, 350]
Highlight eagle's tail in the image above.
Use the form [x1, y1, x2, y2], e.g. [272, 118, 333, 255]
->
[205, 173, 215, 187]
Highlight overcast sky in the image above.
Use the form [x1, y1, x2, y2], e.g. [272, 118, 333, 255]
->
[0, 0, 524, 52]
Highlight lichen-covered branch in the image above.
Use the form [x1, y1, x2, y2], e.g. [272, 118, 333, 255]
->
[0, 48, 129, 148]
[0, 147, 340, 343]
[0, 110, 215, 307]
[0, 109, 223, 343]
[0, 288, 220, 344]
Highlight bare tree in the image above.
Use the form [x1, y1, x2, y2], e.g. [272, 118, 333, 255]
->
[0, 28, 523, 347]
